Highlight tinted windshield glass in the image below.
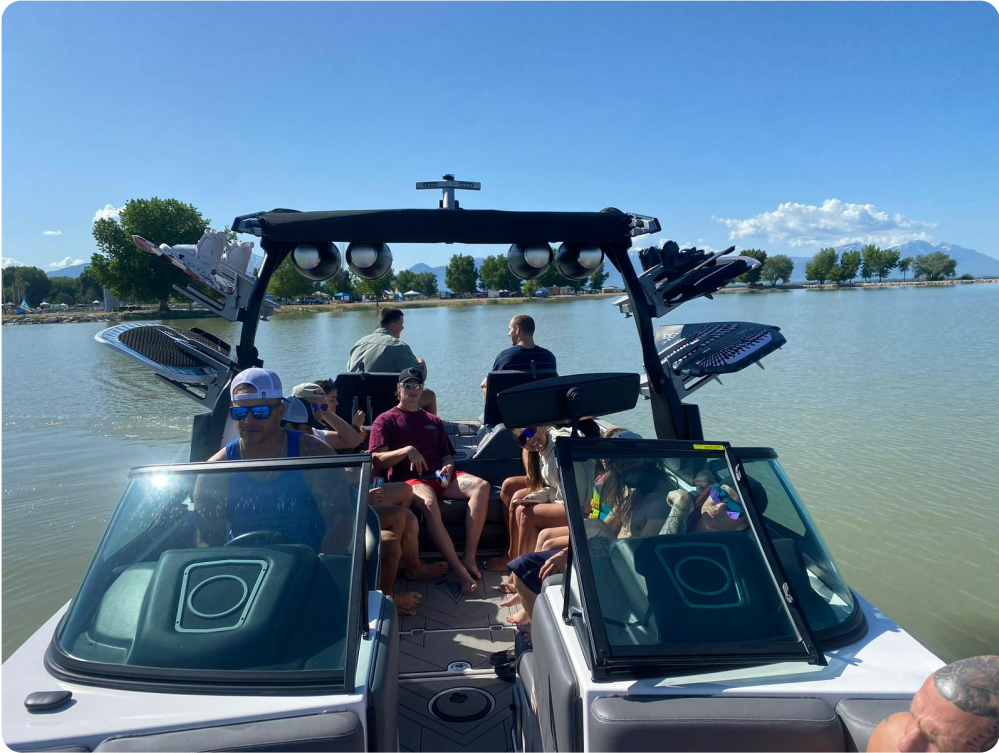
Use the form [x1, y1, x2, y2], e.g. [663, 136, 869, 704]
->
[725, 455, 858, 633]
[560, 440, 811, 664]
[55, 458, 364, 685]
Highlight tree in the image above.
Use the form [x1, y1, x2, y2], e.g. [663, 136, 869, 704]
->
[912, 252, 957, 281]
[445, 254, 478, 294]
[353, 269, 396, 301]
[48, 277, 80, 305]
[90, 198, 210, 311]
[860, 244, 878, 282]
[761, 255, 794, 287]
[805, 247, 838, 284]
[522, 279, 540, 297]
[79, 269, 103, 304]
[838, 250, 862, 284]
[268, 258, 319, 300]
[321, 272, 356, 298]
[737, 249, 768, 286]
[587, 263, 610, 292]
[6, 266, 52, 306]
[394, 269, 418, 294]
[412, 271, 439, 297]
[477, 254, 522, 293]
[899, 257, 913, 283]
[859, 244, 897, 283]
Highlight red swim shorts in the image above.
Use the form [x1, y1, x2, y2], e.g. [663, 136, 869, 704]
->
[405, 471, 468, 497]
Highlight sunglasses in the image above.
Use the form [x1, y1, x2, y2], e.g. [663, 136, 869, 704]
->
[710, 483, 745, 519]
[310, 402, 329, 413]
[230, 405, 274, 421]
[516, 428, 538, 447]
[401, 382, 424, 391]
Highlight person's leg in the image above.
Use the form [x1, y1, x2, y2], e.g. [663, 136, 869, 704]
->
[497, 487, 533, 592]
[504, 575, 535, 626]
[442, 473, 490, 580]
[485, 475, 529, 572]
[399, 507, 448, 580]
[381, 481, 414, 509]
[419, 388, 438, 415]
[374, 505, 421, 616]
[410, 483, 477, 595]
[516, 503, 568, 558]
[536, 525, 570, 552]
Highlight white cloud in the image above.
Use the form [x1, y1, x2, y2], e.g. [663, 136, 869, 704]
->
[714, 199, 936, 249]
[94, 204, 123, 222]
[47, 256, 85, 270]
[1, 257, 25, 270]
[42, 230, 63, 236]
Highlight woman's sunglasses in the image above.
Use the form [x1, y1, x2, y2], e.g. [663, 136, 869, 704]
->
[516, 428, 538, 447]
[230, 405, 274, 421]
[310, 402, 329, 413]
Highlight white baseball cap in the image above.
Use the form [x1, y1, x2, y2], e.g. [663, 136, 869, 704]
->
[230, 368, 283, 402]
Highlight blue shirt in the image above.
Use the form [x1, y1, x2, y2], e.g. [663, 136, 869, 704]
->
[492, 345, 557, 373]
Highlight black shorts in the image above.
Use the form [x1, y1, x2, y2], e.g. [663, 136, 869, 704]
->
[509, 549, 561, 594]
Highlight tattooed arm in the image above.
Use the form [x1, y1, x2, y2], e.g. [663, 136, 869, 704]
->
[658, 489, 693, 536]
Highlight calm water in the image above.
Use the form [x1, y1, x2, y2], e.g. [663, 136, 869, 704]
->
[3, 286, 998, 662]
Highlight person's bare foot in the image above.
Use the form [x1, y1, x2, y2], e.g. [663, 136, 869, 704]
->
[484, 555, 512, 573]
[458, 569, 479, 596]
[506, 609, 531, 626]
[500, 594, 522, 608]
[405, 561, 449, 580]
[497, 579, 517, 594]
[394, 591, 421, 617]
[462, 558, 483, 580]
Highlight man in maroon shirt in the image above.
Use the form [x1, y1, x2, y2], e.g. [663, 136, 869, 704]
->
[369, 367, 490, 596]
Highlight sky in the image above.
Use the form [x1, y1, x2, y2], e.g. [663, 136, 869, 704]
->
[2, 1, 998, 273]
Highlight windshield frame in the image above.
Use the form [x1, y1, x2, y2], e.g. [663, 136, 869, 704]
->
[46, 455, 371, 695]
[553, 437, 825, 681]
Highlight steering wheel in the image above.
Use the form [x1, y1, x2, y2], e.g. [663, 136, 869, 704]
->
[224, 530, 300, 547]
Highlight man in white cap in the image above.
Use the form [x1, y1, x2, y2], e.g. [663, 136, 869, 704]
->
[195, 368, 351, 554]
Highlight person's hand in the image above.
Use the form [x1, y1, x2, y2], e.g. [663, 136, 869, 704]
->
[367, 486, 384, 505]
[352, 410, 366, 428]
[440, 463, 455, 488]
[406, 446, 428, 475]
[540, 549, 568, 581]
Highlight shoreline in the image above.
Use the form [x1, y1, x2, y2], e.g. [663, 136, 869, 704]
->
[3, 279, 997, 326]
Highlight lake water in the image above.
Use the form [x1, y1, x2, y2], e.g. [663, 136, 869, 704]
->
[3, 286, 998, 662]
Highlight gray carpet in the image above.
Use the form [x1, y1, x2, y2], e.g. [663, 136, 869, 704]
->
[399, 676, 515, 752]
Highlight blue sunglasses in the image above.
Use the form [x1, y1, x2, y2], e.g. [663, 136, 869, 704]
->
[709, 483, 745, 519]
[230, 405, 274, 421]
[310, 402, 329, 413]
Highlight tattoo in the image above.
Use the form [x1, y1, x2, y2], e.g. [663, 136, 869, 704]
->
[661, 491, 693, 535]
[934, 656, 999, 721]
[458, 475, 475, 491]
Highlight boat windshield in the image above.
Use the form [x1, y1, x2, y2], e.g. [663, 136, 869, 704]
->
[51, 456, 368, 691]
[555, 438, 829, 674]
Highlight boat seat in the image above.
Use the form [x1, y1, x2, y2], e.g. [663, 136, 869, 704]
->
[836, 698, 913, 752]
[588, 696, 844, 752]
[332, 371, 399, 427]
[93, 710, 364, 752]
[482, 369, 558, 427]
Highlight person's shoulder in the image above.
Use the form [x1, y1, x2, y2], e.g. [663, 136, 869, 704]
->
[866, 712, 909, 752]
[208, 446, 229, 462]
[299, 433, 335, 457]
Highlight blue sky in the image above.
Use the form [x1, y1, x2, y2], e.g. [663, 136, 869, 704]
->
[3, 1, 998, 272]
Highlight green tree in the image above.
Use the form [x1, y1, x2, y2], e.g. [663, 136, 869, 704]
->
[860, 244, 878, 282]
[912, 252, 957, 281]
[7, 266, 52, 307]
[899, 257, 913, 283]
[838, 250, 862, 284]
[522, 279, 540, 296]
[736, 249, 768, 286]
[90, 198, 210, 311]
[876, 248, 901, 282]
[395, 269, 418, 294]
[353, 269, 396, 301]
[268, 258, 319, 300]
[321, 272, 356, 298]
[478, 254, 522, 293]
[761, 255, 794, 287]
[805, 247, 838, 284]
[445, 254, 478, 294]
[587, 263, 610, 292]
[412, 271, 439, 297]
[48, 277, 80, 305]
[79, 269, 103, 304]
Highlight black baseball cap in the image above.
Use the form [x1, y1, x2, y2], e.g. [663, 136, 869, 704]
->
[399, 367, 425, 385]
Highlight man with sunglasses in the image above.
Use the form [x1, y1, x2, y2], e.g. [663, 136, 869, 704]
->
[195, 368, 351, 555]
[368, 367, 491, 596]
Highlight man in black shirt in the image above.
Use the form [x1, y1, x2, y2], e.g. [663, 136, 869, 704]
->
[480, 314, 557, 397]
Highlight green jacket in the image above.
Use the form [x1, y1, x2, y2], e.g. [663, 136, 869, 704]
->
[347, 328, 422, 374]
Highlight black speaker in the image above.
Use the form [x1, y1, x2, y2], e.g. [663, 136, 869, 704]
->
[507, 243, 553, 280]
[346, 242, 393, 280]
[291, 242, 342, 281]
[555, 243, 604, 280]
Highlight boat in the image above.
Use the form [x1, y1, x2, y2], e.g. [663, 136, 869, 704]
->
[1, 177, 943, 752]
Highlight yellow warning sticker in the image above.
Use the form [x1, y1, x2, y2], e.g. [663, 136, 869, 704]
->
[693, 444, 725, 451]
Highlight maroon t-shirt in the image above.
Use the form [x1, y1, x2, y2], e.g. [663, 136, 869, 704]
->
[368, 406, 455, 482]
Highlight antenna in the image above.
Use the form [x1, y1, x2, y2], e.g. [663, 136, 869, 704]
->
[416, 173, 481, 209]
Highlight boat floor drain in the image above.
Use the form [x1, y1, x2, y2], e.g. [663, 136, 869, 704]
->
[447, 661, 471, 672]
[428, 687, 495, 723]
